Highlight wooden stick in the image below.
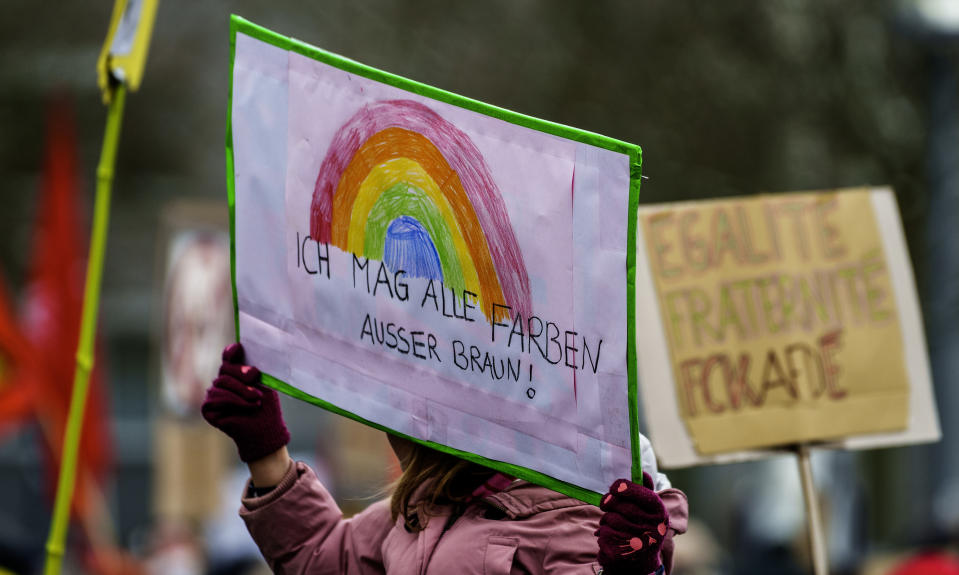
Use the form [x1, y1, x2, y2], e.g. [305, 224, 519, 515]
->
[797, 444, 829, 575]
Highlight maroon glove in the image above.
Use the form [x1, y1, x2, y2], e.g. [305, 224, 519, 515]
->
[596, 473, 669, 575]
[201, 343, 290, 463]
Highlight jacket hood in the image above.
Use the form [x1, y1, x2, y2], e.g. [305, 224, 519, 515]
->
[481, 480, 593, 520]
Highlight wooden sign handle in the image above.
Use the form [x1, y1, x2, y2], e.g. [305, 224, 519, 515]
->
[797, 444, 829, 575]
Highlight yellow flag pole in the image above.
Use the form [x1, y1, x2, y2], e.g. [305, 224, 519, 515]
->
[43, 1, 156, 570]
[43, 83, 126, 575]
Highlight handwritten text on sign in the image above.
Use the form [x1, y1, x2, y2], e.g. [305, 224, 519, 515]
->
[294, 239, 606, 401]
[640, 190, 910, 454]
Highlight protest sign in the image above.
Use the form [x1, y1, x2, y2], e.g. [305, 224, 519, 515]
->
[157, 202, 233, 418]
[153, 202, 233, 524]
[97, 0, 159, 102]
[227, 16, 643, 500]
[635, 188, 940, 467]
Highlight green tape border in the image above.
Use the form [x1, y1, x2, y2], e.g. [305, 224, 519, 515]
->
[227, 17, 240, 342]
[226, 14, 643, 505]
[626, 154, 643, 484]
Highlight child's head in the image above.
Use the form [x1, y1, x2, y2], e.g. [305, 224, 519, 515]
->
[387, 435, 494, 531]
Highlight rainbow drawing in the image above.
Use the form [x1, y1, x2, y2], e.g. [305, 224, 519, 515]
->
[310, 99, 531, 323]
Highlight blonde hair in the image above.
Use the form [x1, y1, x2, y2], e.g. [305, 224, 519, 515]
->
[389, 443, 494, 532]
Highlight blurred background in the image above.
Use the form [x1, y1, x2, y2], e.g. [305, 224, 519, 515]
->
[0, 1, 957, 573]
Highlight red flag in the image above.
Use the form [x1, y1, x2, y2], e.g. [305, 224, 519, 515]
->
[0, 276, 35, 434]
[22, 97, 112, 517]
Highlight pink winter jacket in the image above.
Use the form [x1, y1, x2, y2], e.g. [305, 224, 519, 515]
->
[240, 461, 689, 574]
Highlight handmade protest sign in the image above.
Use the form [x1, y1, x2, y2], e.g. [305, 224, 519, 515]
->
[227, 16, 643, 500]
[635, 188, 940, 466]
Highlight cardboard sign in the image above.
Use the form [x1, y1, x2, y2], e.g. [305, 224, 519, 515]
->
[227, 17, 644, 500]
[635, 188, 940, 466]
